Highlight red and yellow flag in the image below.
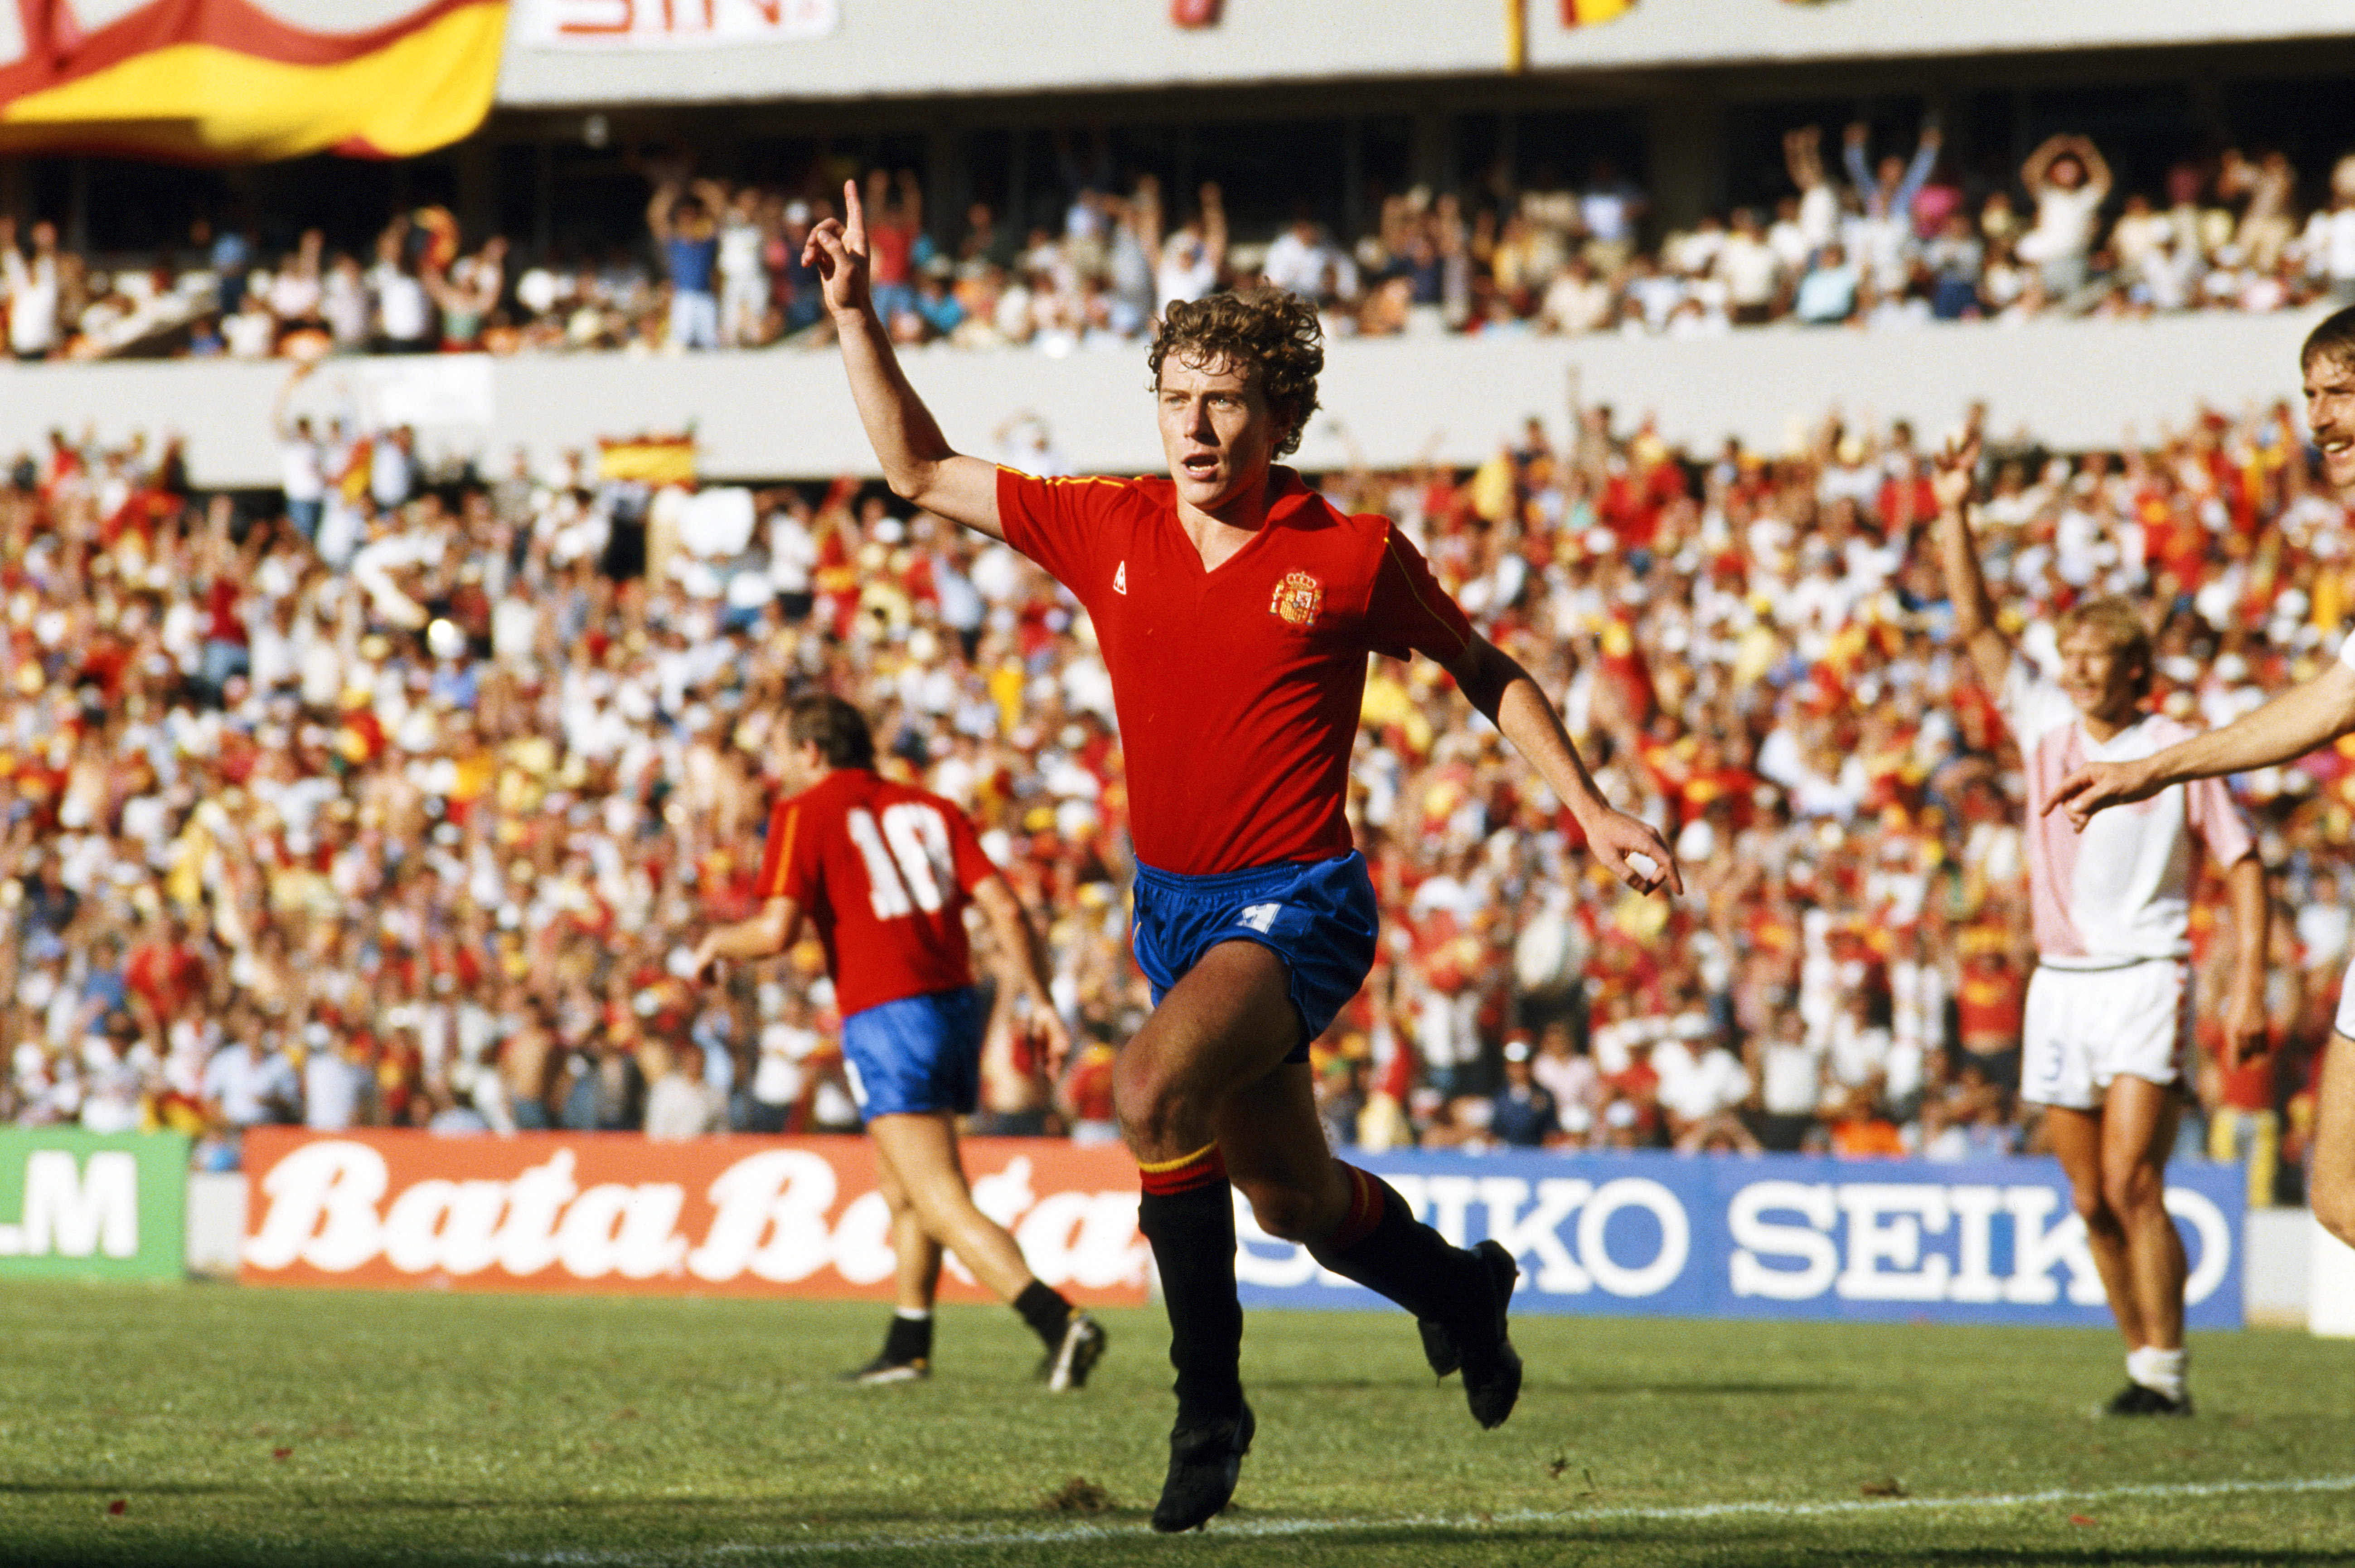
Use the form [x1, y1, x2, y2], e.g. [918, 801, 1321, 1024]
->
[1560, 0, 1635, 22]
[0, 0, 507, 162]
[597, 436, 696, 486]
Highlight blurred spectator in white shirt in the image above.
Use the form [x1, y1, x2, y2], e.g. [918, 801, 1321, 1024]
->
[644, 1040, 728, 1139]
[3, 217, 62, 359]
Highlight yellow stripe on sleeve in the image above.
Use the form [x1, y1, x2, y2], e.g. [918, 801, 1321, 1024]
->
[1137, 1141, 1221, 1174]
[1382, 529, 1473, 654]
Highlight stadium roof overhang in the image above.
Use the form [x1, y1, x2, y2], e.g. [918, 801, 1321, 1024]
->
[489, 0, 2355, 113]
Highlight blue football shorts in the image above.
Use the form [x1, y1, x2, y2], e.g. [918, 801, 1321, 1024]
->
[838, 985, 984, 1122]
[1130, 851, 1380, 1064]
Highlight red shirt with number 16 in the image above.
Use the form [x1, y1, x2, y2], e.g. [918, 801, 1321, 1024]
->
[755, 768, 998, 1017]
[997, 464, 1476, 877]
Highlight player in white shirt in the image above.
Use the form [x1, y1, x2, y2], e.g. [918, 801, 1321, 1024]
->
[1934, 435, 2268, 1419]
[2053, 304, 2355, 1275]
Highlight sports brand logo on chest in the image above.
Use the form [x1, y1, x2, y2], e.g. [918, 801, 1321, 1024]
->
[1269, 569, 1324, 630]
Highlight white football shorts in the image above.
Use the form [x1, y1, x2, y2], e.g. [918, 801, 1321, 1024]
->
[2020, 958, 2192, 1111]
[2333, 953, 2355, 1042]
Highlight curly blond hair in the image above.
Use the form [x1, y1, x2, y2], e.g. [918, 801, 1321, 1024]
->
[1146, 288, 1323, 458]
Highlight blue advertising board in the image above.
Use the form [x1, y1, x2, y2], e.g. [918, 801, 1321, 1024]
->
[1235, 1152, 2244, 1328]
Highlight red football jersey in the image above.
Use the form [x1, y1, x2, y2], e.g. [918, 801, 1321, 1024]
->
[998, 465, 1476, 875]
[754, 768, 1000, 1017]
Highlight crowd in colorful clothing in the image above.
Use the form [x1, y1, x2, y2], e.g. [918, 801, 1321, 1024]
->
[2, 380, 2347, 1201]
[6, 133, 2355, 363]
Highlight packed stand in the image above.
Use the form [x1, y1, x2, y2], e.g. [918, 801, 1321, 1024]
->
[1, 385, 2347, 1202]
[7, 135, 2355, 364]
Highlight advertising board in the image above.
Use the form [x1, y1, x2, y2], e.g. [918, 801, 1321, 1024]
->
[240, 1130, 1147, 1304]
[0, 1129, 188, 1282]
[1238, 1152, 2244, 1328]
[240, 1136, 2244, 1327]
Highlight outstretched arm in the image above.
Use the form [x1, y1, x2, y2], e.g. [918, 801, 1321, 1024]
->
[692, 893, 802, 975]
[1929, 433, 2014, 695]
[804, 179, 1002, 538]
[1895, 125, 1943, 213]
[1131, 174, 1163, 264]
[972, 873, 1074, 1075]
[1438, 634, 1682, 898]
[2220, 854, 2270, 1070]
[272, 359, 315, 440]
[2071, 135, 2114, 198]
[646, 179, 678, 244]
[1841, 124, 1874, 203]
[1200, 181, 1228, 269]
[2020, 134, 2068, 196]
[2048, 660, 2355, 828]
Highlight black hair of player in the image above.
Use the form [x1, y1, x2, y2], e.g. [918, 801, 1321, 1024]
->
[788, 693, 877, 770]
[1147, 288, 1323, 458]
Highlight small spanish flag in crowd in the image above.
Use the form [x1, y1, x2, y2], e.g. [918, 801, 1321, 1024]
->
[0, 0, 507, 162]
[598, 436, 697, 487]
[1560, 0, 1635, 23]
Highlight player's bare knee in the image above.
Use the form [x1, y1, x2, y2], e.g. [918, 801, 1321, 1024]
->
[2070, 1184, 2117, 1231]
[2102, 1164, 2165, 1224]
[1112, 1056, 1197, 1156]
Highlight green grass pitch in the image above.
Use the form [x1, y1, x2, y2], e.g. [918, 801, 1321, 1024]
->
[2, 1281, 2351, 1566]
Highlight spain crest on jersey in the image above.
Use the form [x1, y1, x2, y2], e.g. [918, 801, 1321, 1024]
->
[1269, 570, 1324, 629]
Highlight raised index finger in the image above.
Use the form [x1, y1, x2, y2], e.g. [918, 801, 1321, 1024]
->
[841, 178, 866, 253]
[2038, 771, 2090, 817]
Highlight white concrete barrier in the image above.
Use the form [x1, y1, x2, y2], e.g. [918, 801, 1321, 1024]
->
[2312, 1211, 2355, 1338]
[2244, 1207, 2312, 1328]
[0, 309, 2331, 491]
[185, 1171, 245, 1280]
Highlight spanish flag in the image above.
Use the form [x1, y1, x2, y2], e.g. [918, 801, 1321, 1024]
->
[1560, 0, 1634, 21]
[0, 0, 507, 163]
[597, 436, 697, 486]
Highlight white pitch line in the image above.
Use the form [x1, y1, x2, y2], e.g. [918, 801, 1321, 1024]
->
[506, 1472, 2355, 1563]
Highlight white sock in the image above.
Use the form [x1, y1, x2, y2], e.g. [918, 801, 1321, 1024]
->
[894, 1307, 932, 1322]
[2127, 1345, 2186, 1401]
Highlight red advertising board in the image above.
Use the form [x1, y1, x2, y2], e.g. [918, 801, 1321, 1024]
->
[240, 1130, 1147, 1305]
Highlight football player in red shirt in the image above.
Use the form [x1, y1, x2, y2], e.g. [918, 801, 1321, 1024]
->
[806, 183, 1679, 1531]
[691, 695, 1105, 1391]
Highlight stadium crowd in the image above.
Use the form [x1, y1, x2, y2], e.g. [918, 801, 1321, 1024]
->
[5, 360, 2349, 1204]
[6, 131, 2355, 363]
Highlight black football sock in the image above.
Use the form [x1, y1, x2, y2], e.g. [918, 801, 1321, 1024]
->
[882, 1310, 933, 1365]
[1136, 1142, 1245, 1424]
[1013, 1279, 1075, 1351]
[1308, 1164, 1488, 1333]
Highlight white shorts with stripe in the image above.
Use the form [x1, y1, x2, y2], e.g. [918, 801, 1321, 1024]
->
[2020, 958, 2193, 1111]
